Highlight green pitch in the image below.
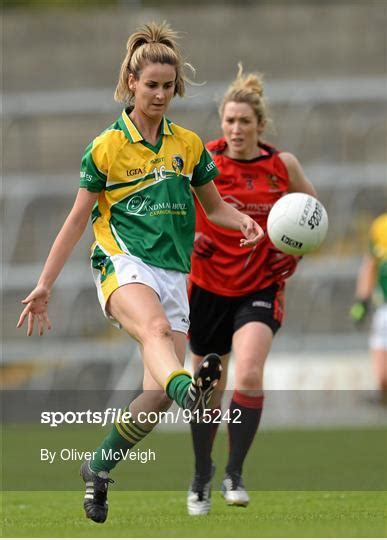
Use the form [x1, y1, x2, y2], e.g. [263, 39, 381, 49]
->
[1, 426, 386, 537]
[2, 490, 386, 537]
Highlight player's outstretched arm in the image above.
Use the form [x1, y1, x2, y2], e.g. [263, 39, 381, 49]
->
[17, 188, 98, 336]
[193, 181, 264, 247]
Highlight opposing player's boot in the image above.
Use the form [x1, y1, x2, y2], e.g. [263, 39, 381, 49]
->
[221, 472, 250, 507]
[187, 464, 215, 516]
[80, 461, 114, 523]
[184, 353, 222, 415]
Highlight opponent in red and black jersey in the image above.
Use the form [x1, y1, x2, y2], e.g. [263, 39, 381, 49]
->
[187, 68, 318, 514]
[190, 137, 290, 296]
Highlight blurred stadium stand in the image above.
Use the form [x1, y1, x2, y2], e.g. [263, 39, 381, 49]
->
[2, 2, 386, 390]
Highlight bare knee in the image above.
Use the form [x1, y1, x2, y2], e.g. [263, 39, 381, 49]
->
[138, 318, 173, 346]
[236, 363, 263, 393]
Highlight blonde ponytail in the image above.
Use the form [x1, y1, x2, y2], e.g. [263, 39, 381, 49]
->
[114, 21, 195, 106]
[220, 63, 271, 128]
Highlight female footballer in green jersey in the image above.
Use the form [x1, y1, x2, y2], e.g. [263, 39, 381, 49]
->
[350, 212, 387, 402]
[17, 22, 264, 523]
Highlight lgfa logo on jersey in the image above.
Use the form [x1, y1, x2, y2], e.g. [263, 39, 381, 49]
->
[126, 167, 144, 177]
[172, 155, 184, 175]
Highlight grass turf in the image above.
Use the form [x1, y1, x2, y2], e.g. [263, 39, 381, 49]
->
[2, 426, 386, 537]
[2, 490, 387, 537]
[3, 426, 387, 491]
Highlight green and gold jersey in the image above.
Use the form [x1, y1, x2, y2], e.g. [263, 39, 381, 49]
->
[369, 213, 387, 301]
[79, 109, 219, 273]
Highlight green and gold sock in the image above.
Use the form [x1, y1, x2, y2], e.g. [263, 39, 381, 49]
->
[90, 408, 155, 473]
[164, 369, 192, 408]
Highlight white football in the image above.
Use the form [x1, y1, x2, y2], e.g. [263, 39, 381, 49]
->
[267, 193, 328, 255]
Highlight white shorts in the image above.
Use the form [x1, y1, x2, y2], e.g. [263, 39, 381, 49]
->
[91, 253, 190, 334]
[369, 304, 387, 350]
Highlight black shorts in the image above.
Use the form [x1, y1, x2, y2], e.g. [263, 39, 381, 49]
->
[189, 283, 284, 356]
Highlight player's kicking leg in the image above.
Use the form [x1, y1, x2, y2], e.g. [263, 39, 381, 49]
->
[79, 354, 221, 523]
